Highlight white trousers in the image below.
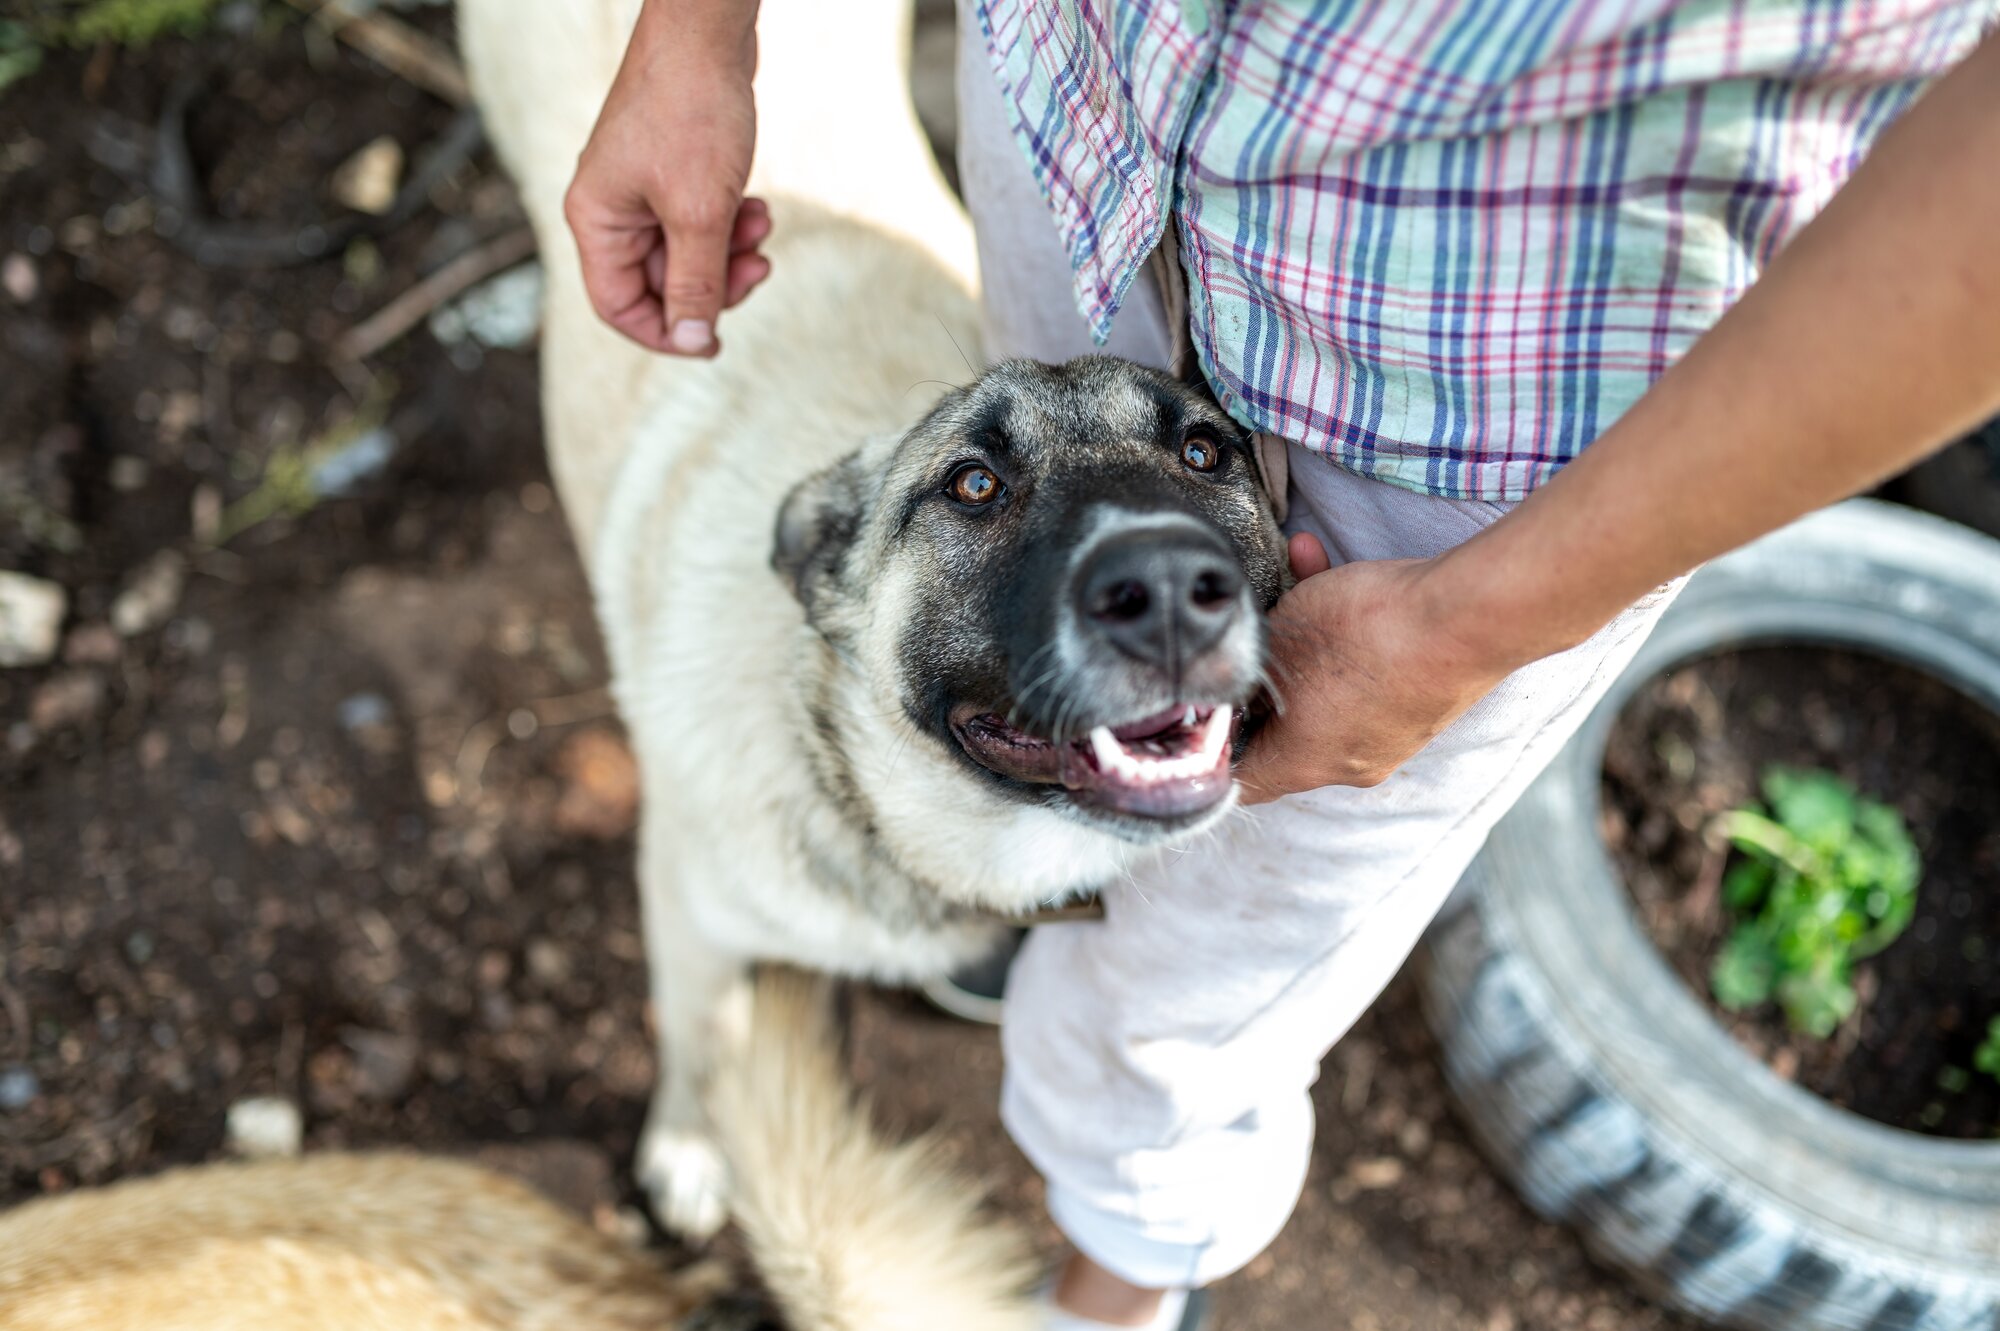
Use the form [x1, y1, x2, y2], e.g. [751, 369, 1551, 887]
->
[957, 12, 1682, 1289]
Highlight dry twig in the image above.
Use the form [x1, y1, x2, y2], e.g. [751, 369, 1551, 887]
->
[281, 0, 472, 105]
[334, 226, 537, 362]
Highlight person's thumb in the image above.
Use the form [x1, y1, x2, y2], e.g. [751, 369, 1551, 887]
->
[656, 187, 736, 357]
[1288, 531, 1333, 580]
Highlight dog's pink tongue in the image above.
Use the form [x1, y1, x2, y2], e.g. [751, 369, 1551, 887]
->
[1110, 705, 1191, 740]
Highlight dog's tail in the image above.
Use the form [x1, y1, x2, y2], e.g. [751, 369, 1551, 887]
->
[709, 968, 1040, 1331]
[458, 0, 975, 286]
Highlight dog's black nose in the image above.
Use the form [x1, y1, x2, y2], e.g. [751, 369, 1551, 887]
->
[1077, 528, 1245, 672]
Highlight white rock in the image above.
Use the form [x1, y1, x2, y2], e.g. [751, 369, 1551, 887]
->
[2, 252, 36, 304]
[225, 1096, 304, 1159]
[0, 572, 66, 667]
[331, 135, 404, 216]
[430, 262, 544, 351]
[110, 551, 186, 637]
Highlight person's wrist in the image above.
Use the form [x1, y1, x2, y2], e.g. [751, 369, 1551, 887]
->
[638, 0, 757, 69]
[1410, 531, 1573, 681]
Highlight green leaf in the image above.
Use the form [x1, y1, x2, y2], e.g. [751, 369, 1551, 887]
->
[0, 21, 42, 94]
[1722, 858, 1773, 912]
[1711, 930, 1776, 1011]
[1719, 810, 1819, 877]
[1778, 972, 1855, 1039]
[1975, 1017, 2000, 1082]
[1710, 766, 1921, 1044]
[1763, 765, 1858, 851]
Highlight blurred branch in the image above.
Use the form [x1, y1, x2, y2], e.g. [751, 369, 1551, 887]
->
[334, 225, 536, 362]
[280, 0, 470, 105]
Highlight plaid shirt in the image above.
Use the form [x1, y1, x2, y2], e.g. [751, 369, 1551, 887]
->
[971, 0, 1997, 499]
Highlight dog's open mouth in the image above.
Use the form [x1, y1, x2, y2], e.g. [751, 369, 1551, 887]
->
[950, 702, 1237, 819]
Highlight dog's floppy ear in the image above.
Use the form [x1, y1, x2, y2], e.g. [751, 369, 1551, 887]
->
[773, 451, 867, 618]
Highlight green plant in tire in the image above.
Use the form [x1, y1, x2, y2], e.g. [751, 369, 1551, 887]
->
[1708, 766, 1920, 1038]
[1976, 1016, 2000, 1087]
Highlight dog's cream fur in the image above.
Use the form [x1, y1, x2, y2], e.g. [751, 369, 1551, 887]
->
[458, 0, 1158, 1236]
[0, 970, 1038, 1331]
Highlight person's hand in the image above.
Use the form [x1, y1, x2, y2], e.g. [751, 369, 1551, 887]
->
[1235, 534, 1515, 803]
[565, 0, 772, 356]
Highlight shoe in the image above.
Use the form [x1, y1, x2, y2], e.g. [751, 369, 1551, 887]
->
[919, 927, 1025, 1025]
[1039, 1286, 1210, 1330]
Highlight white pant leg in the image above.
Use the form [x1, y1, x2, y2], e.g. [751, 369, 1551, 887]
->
[953, 0, 1682, 1290]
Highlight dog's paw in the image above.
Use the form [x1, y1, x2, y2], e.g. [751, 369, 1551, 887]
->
[637, 1121, 731, 1241]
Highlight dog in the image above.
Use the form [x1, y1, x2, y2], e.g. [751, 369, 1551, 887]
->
[0, 969, 1039, 1331]
[458, 0, 1289, 1241]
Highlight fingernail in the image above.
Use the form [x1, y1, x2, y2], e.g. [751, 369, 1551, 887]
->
[669, 319, 713, 354]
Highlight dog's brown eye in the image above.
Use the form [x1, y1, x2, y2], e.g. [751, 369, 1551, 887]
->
[950, 464, 1002, 506]
[1180, 433, 1220, 472]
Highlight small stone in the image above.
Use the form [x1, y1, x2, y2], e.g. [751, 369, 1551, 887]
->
[1346, 1156, 1406, 1190]
[108, 455, 150, 492]
[527, 938, 572, 986]
[226, 1096, 304, 1158]
[0, 1065, 40, 1111]
[331, 135, 404, 216]
[2, 252, 36, 304]
[110, 551, 186, 637]
[553, 727, 640, 840]
[29, 670, 104, 731]
[337, 691, 393, 731]
[430, 262, 544, 351]
[0, 572, 66, 667]
[62, 623, 120, 665]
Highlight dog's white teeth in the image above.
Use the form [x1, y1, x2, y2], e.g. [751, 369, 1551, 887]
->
[1090, 725, 1124, 772]
[1201, 705, 1234, 762]
[1182, 705, 1198, 728]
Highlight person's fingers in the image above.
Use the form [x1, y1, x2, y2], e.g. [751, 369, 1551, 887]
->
[724, 250, 772, 308]
[656, 186, 736, 357]
[564, 178, 676, 353]
[730, 196, 772, 253]
[1288, 531, 1333, 580]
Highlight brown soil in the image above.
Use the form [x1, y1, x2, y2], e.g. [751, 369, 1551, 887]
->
[1602, 646, 2000, 1140]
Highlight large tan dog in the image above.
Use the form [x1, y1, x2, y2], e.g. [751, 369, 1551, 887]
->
[0, 970, 1036, 1331]
[460, 0, 1286, 1241]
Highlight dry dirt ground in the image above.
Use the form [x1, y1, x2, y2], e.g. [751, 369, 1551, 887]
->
[0, 8, 1717, 1329]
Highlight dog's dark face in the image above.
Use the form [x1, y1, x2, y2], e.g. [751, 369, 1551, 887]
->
[777, 358, 1287, 849]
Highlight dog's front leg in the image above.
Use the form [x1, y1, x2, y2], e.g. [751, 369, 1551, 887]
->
[633, 828, 751, 1242]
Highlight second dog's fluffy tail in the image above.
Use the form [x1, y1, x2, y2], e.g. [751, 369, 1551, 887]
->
[711, 969, 1039, 1331]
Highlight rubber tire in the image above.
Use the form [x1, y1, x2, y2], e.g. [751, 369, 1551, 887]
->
[1419, 500, 2000, 1331]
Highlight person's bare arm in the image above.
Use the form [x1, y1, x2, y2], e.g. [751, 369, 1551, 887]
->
[1239, 30, 2000, 802]
[565, 0, 771, 356]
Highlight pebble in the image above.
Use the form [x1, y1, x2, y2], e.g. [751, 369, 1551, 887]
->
[29, 670, 105, 732]
[62, 623, 121, 665]
[226, 1096, 304, 1158]
[0, 571, 67, 667]
[553, 728, 641, 840]
[331, 135, 404, 216]
[1, 252, 36, 304]
[0, 1065, 39, 1111]
[110, 551, 187, 637]
[337, 691, 394, 731]
[430, 262, 544, 351]
[1347, 1156, 1407, 1190]
[309, 427, 396, 498]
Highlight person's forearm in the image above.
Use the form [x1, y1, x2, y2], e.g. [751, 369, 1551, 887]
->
[637, 0, 758, 63]
[1431, 31, 2000, 671]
